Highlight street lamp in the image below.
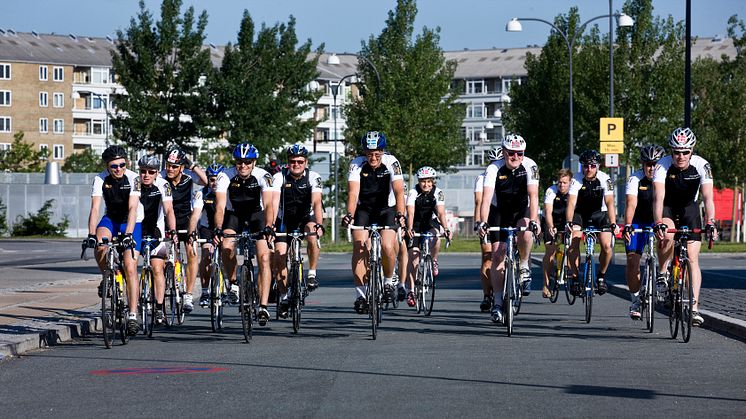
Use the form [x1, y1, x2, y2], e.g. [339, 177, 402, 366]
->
[326, 53, 382, 242]
[506, 9, 633, 168]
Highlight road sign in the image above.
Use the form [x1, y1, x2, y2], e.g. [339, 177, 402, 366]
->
[605, 153, 619, 168]
[600, 142, 624, 154]
[600, 117, 624, 141]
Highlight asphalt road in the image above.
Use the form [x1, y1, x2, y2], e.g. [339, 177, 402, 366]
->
[0, 250, 745, 417]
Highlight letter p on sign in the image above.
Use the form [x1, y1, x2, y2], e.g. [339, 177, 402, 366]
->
[600, 118, 624, 141]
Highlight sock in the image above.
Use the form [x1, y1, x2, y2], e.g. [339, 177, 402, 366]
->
[630, 291, 639, 302]
[309, 269, 317, 277]
[128, 312, 137, 320]
[520, 259, 530, 270]
[281, 292, 288, 301]
[494, 292, 504, 307]
[202, 287, 209, 294]
[384, 277, 394, 286]
[397, 282, 405, 289]
[356, 285, 367, 298]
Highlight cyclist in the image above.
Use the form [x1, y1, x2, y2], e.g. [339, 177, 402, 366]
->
[653, 127, 717, 327]
[84, 145, 143, 335]
[565, 149, 619, 296]
[342, 131, 406, 314]
[478, 134, 541, 323]
[622, 145, 664, 320]
[214, 143, 278, 326]
[161, 148, 207, 314]
[190, 163, 224, 308]
[271, 144, 324, 318]
[405, 166, 452, 306]
[541, 168, 576, 298]
[136, 155, 177, 325]
[474, 147, 502, 312]
[395, 181, 409, 303]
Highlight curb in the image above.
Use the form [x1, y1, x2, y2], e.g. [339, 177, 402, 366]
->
[0, 308, 100, 360]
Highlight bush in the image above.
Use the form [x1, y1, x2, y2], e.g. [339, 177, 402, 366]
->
[0, 196, 7, 236]
[11, 199, 69, 237]
[62, 147, 102, 173]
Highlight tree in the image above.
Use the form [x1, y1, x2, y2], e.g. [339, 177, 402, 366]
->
[209, 12, 322, 163]
[344, 0, 465, 180]
[61, 148, 102, 173]
[111, 0, 214, 156]
[0, 196, 8, 236]
[0, 132, 46, 172]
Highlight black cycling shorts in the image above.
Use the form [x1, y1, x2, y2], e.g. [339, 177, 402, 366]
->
[275, 213, 313, 244]
[198, 225, 214, 243]
[662, 202, 702, 241]
[354, 206, 396, 228]
[223, 210, 266, 239]
[576, 210, 610, 229]
[487, 204, 530, 243]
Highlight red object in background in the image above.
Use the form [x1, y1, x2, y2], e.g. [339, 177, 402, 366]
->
[713, 188, 742, 222]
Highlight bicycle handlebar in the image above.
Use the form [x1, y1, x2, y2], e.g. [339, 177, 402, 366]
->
[411, 232, 451, 249]
[664, 227, 715, 250]
[349, 225, 399, 231]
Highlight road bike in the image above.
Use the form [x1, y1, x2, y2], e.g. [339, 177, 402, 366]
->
[629, 227, 657, 333]
[575, 226, 613, 324]
[350, 224, 398, 340]
[163, 237, 185, 327]
[224, 231, 265, 342]
[547, 232, 573, 304]
[275, 230, 319, 333]
[411, 231, 449, 316]
[195, 238, 227, 332]
[139, 236, 170, 336]
[82, 236, 131, 348]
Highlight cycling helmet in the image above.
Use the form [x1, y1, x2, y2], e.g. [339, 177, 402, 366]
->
[137, 154, 161, 169]
[286, 144, 309, 158]
[669, 127, 696, 149]
[232, 143, 259, 159]
[502, 134, 527, 151]
[579, 149, 602, 165]
[101, 145, 127, 162]
[361, 131, 387, 151]
[487, 147, 503, 162]
[640, 144, 665, 163]
[165, 148, 187, 165]
[206, 163, 225, 177]
[416, 166, 437, 180]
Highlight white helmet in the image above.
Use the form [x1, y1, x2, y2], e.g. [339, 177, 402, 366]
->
[487, 147, 503, 162]
[416, 166, 437, 180]
[502, 134, 526, 151]
[669, 127, 696, 149]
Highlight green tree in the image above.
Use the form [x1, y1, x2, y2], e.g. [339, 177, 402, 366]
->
[11, 199, 69, 237]
[209, 12, 322, 163]
[111, 0, 213, 156]
[344, 0, 465, 179]
[61, 148, 101, 173]
[0, 132, 46, 172]
[0, 196, 8, 236]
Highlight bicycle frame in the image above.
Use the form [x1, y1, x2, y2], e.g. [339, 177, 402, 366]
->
[630, 227, 657, 332]
[412, 231, 449, 316]
[578, 226, 611, 324]
[485, 226, 531, 336]
[224, 230, 262, 342]
[275, 230, 319, 333]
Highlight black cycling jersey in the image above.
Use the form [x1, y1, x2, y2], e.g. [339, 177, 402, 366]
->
[201, 186, 217, 229]
[412, 184, 439, 228]
[493, 164, 529, 211]
[278, 168, 312, 220]
[167, 174, 195, 223]
[551, 190, 569, 225]
[228, 174, 263, 214]
[634, 176, 654, 224]
[102, 174, 133, 223]
[359, 163, 393, 209]
[576, 178, 605, 214]
[663, 165, 703, 209]
[140, 183, 165, 237]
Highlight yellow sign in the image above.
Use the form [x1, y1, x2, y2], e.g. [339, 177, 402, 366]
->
[600, 142, 624, 154]
[600, 117, 624, 141]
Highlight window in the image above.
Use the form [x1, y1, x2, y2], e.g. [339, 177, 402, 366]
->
[39, 65, 48, 81]
[53, 66, 64, 82]
[53, 144, 64, 160]
[0, 90, 10, 106]
[466, 80, 484, 95]
[466, 103, 484, 119]
[0, 64, 10, 80]
[92, 120, 106, 135]
[91, 67, 109, 84]
[39, 144, 49, 159]
[0, 116, 10, 132]
[91, 96, 107, 110]
[53, 92, 64, 108]
[39, 92, 48, 107]
[53, 119, 64, 134]
[39, 118, 48, 133]
[0, 143, 10, 151]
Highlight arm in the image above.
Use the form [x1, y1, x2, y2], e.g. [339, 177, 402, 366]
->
[346, 181, 360, 219]
[544, 201, 554, 233]
[392, 179, 405, 215]
[565, 194, 577, 227]
[187, 205, 200, 235]
[700, 183, 716, 224]
[528, 184, 539, 222]
[88, 196, 102, 235]
[473, 191, 482, 223]
[190, 165, 208, 186]
[262, 190, 275, 227]
[652, 181, 665, 224]
[214, 191, 227, 229]
[164, 200, 176, 232]
[125, 194, 138, 235]
[605, 193, 617, 226]
[311, 192, 324, 226]
[624, 195, 637, 226]
[479, 187, 494, 227]
[436, 205, 449, 237]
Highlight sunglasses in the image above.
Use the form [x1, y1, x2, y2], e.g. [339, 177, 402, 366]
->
[109, 162, 126, 169]
[506, 150, 524, 157]
[288, 159, 305, 165]
[167, 164, 182, 169]
[643, 162, 657, 167]
[672, 150, 691, 156]
[583, 164, 598, 169]
[139, 169, 157, 175]
[236, 159, 255, 166]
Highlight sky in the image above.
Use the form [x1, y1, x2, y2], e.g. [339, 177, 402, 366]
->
[2, 0, 744, 52]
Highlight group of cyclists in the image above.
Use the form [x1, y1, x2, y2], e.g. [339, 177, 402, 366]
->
[84, 125, 717, 338]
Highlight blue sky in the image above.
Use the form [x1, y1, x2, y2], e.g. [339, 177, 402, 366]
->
[2, 0, 743, 52]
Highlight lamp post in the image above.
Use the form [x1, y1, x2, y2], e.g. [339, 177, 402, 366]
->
[506, 11, 633, 168]
[326, 53, 382, 242]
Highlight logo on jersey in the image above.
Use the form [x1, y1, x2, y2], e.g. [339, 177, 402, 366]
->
[639, 186, 648, 191]
[606, 178, 614, 192]
[263, 173, 273, 187]
[314, 177, 322, 189]
[530, 165, 539, 181]
[704, 163, 713, 180]
[499, 175, 508, 180]
[134, 178, 142, 192]
[437, 190, 445, 202]
[164, 182, 172, 197]
[392, 161, 402, 176]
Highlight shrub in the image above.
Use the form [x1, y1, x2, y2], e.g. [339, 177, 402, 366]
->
[11, 199, 69, 237]
[0, 196, 7, 236]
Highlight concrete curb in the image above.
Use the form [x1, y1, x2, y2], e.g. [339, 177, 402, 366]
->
[0, 308, 100, 360]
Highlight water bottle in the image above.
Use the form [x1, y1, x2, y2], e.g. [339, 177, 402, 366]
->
[115, 270, 124, 294]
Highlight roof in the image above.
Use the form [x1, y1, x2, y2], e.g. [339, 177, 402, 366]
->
[0, 30, 116, 66]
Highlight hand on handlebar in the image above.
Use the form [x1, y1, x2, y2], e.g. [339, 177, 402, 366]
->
[342, 213, 353, 227]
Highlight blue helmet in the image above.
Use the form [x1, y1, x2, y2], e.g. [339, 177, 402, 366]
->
[232, 143, 259, 160]
[286, 144, 308, 158]
[206, 163, 225, 177]
[361, 131, 387, 151]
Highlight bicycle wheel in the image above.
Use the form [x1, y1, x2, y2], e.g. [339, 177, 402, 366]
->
[368, 260, 379, 340]
[291, 262, 303, 333]
[141, 270, 155, 337]
[504, 263, 514, 336]
[163, 262, 175, 327]
[139, 270, 149, 336]
[101, 271, 115, 349]
[117, 277, 130, 345]
[584, 257, 594, 324]
[643, 258, 656, 333]
[548, 261, 559, 303]
[239, 264, 255, 342]
[210, 263, 223, 332]
[415, 262, 424, 314]
[423, 255, 436, 316]
[680, 260, 693, 343]
[512, 260, 523, 315]
[668, 265, 679, 339]
[175, 263, 186, 325]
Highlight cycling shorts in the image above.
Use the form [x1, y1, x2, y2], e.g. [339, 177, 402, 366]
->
[97, 216, 142, 252]
[662, 202, 702, 241]
[625, 222, 653, 255]
[224, 210, 266, 240]
[576, 210, 610, 230]
[487, 204, 530, 243]
[275, 213, 313, 244]
[354, 206, 396, 228]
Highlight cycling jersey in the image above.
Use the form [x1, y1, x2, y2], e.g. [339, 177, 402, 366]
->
[626, 169, 655, 224]
[348, 153, 404, 209]
[544, 183, 575, 226]
[160, 169, 203, 226]
[137, 177, 173, 237]
[406, 185, 445, 232]
[652, 155, 713, 208]
[473, 172, 485, 193]
[272, 168, 322, 224]
[568, 171, 613, 213]
[215, 166, 277, 214]
[193, 186, 216, 230]
[91, 169, 144, 223]
[483, 156, 539, 209]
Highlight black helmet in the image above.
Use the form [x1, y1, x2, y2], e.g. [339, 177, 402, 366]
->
[579, 150, 601, 165]
[101, 145, 127, 163]
[165, 148, 187, 165]
[640, 144, 665, 163]
[137, 154, 161, 169]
